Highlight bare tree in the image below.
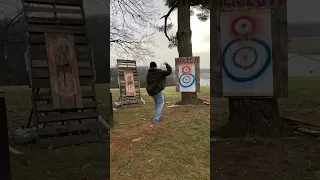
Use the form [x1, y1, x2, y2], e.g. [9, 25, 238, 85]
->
[109, 0, 159, 64]
[157, 0, 210, 104]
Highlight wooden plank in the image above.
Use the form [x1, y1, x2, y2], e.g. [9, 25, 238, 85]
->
[29, 45, 90, 59]
[38, 132, 101, 148]
[37, 121, 100, 135]
[36, 101, 97, 112]
[0, 96, 12, 180]
[34, 90, 95, 100]
[118, 67, 138, 71]
[27, 17, 85, 26]
[28, 24, 85, 34]
[210, 2, 222, 97]
[45, 33, 83, 109]
[124, 71, 136, 96]
[25, 0, 82, 6]
[37, 111, 98, 123]
[26, 7, 82, 14]
[32, 77, 93, 88]
[29, 34, 88, 44]
[32, 60, 91, 68]
[32, 67, 93, 78]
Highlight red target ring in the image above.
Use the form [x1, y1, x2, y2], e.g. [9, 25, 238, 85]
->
[181, 66, 191, 74]
[52, 74, 78, 97]
[231, 16, 256, 37]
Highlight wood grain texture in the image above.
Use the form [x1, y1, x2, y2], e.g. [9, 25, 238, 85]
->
[210, 1, 223, 97]
[45, 33, 82, 109]
[117, 59, 142, 106]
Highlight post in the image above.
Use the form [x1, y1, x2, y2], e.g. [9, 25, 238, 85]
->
[0, 92, 12, 180]
[110, 92, 114, 128]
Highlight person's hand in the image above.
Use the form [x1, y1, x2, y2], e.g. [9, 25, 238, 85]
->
[164, 62, 168, 65]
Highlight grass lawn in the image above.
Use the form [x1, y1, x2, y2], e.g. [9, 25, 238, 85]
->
[110, 86, 210, 180]
[5, 77, 320, 180]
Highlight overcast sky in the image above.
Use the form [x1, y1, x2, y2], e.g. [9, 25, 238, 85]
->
[2, 0, 320, 69]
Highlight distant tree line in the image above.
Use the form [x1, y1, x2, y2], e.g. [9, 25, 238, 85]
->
[0, 15, 110, 85]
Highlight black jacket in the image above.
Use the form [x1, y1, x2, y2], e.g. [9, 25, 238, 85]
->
[146, 64, 172, 96]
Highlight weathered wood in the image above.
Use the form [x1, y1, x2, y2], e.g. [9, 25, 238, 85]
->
[32, 67, 93, 78]
[45, 33, 82, 109]
[32, 60, 91, 68]
[38, 132, 101, 148]
[34, 90, 95, 100]
[210, 1, 222, 97]
[26, 7, 82, 14]
[37, 111, 98, 123]
[29, 44, 90, 58]
[28, 24, 85, 34]
[27, 17, 85, 26]
[25, 0, 82, 6]
[109, 92, 114, 128]
[32, 77, 93, 88]
[36, 101, 97, 112]
[29, 34, 88, 44]
[37, 121, 100, 135]
[0, 94, 12, 180]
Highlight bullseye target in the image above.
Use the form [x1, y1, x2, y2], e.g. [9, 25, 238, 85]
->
[52, 73, 78, 97]
[124, 71, 136, 96]
[181, 66, 191, 74]
[179, 74, 195, 88]
[231, 16, 256, 37]
[221, 38, 271, 82]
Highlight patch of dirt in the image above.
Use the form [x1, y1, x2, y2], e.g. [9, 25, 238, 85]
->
[211, 137, 320, 180]
[111, 105, 208, 155]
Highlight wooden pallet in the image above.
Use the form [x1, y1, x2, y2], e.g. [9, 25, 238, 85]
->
[22, 0, 103, 148]
[116, 59, 143, 107]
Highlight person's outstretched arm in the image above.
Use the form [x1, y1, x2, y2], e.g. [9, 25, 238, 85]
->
[161, 62, 172, 76]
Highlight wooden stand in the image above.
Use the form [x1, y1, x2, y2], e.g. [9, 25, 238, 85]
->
[0, 93, 12, 180]
[117, 59, 143, 107]
[22, 0, 107, 148]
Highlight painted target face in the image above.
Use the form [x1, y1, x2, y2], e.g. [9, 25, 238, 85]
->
[48, 37, 74, 65]
[221, 38, 272, 82]
[231, 16, 255, 37]
[53, 73, 78, 97]
[179, 74, 195, 88]
[181, 66, 191, 74]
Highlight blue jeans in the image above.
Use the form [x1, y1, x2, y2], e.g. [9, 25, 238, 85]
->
[152, 91, 164, 122]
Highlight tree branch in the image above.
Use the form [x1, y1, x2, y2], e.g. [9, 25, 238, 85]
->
[160, 0, 177, 41]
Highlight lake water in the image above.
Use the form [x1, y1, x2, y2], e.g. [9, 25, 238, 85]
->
[200, 78, 210, 86]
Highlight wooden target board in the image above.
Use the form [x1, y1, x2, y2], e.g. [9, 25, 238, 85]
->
[124, 71, 136, 96]
[211, 1, 288, 97]
[175, 56, 200, 92]
[117, 59, 143, 107]
[45, 33, 83, 109]
[22, 0, 103, 148]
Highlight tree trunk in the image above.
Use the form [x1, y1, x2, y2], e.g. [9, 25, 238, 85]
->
[176, 0, 201, 105]
[212, 98, 282, 138]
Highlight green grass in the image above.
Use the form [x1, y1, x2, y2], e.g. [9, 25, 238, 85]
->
[5, 77, 320, 180]
[110, 86, 210, 180]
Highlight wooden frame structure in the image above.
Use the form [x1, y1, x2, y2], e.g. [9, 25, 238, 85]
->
[116, 59, 143, 107]
[211, 0, 288, 98]
[22, 0, 103, 148]
[0, 92, 12, 180]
